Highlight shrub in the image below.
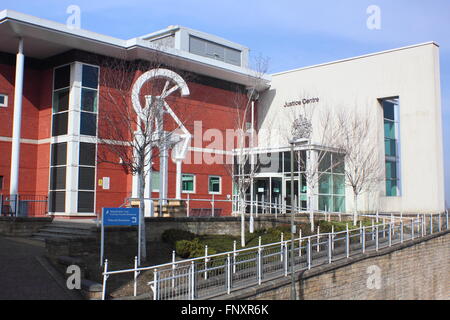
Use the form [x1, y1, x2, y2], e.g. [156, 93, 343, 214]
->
[161, 229, 196, 245]
[175, 238, 217, 259]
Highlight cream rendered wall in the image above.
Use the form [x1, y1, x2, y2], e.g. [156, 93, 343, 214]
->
[257, 43, 445, 213]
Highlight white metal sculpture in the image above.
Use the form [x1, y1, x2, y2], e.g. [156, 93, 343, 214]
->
[131, 69, 191, 212]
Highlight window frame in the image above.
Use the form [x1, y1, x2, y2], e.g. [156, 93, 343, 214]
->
[181, 174, 196, 194]
[0, 94, 8, 107]
[208, 175, 222, 195]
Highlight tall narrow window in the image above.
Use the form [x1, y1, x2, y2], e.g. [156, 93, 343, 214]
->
[52, 65, 71, 136]
[382, 97, 401, 197]
[49, 142, 67, 213]
[80, 64, 99, 136]
[78, 142, 96, 213]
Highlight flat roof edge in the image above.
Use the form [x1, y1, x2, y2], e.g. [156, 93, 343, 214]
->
[272, 41, 440, 76]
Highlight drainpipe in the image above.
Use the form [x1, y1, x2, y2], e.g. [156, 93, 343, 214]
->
[9, 38, 25, 214]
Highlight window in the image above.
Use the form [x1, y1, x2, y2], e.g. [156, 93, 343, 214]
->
[0, 94, 8, 107]
[318, 152, 346, 212]
[182, 174, 196, 193]
[80, 64, 99, 136]
[0, 176, 3, 189]
[381, 97, 401, 197]
[151, 171, 160, 192]
[49, 142, 67, 213]
[189, 35, 241, 66]
[208, 176, 221, 194]
[52, 65, 71, 137]
[78, 142, 96, 213]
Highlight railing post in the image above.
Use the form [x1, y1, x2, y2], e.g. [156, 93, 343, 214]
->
[359, 221, 363, 244]
[317, 226, 320, 253]
[438, 213, 441, 233]
[382, 218, 386, 238]
[429, 214, 433, 234]
[171, 251, 176, 289]
[258, 236, 262, 285]
[328, 233, 332, 264]
[226, 254, 231, 294]
[411, 218, 415, 240]
[190, 261, 195, 300]
[101, 259, 109, 300]
[233, 240, 237, 274]
[446, 210, 449, 230]
[307, 238, 311, 270]
[331, 225, 335, 251]
[153, 268, 159, 301]
[423, 214, 427, 236]
[400, 220, 404, 243]
[346, 223, 349, 258]
[362, 225, 366, 253]
[284, 241, 288, 276]
[187, 194, 190, 217]
[371, 219, 375, 241]
[375, 224, 379, 251]
[280, 233, 284, 262]
[299, 229, 302, 257]
[388, 222, 392, 247]
[204, 245, 208, 280]
[134, 256, 139, 297]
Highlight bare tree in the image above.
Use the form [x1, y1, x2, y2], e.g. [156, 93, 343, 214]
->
[95, 53, 192, 263]
[288, 105, 343, 231]
[224, 55, 270, 247]
[335, 108, 384, 224]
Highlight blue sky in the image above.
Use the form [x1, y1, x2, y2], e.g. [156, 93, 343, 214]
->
[2, 0, 450, 205]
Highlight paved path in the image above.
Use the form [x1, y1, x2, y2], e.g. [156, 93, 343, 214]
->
[0, 236, 82, 300]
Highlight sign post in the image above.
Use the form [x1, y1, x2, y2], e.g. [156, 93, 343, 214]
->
[100, 207, 140, 266]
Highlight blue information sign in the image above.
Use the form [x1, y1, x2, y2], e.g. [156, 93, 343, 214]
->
[102, 207, 139, 226]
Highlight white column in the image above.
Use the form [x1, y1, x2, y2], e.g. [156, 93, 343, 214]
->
[175, 160, 182, 199]
[65, 63, 82, 215]
[9, 38, 25, 198]
[159, 136, 169, 205]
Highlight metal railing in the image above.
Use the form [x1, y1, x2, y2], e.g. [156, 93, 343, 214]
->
[0, 194, 48, 217]
[101, 210, 449, 300]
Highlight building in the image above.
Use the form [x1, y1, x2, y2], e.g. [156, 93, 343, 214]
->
[0, 10, 445, 218]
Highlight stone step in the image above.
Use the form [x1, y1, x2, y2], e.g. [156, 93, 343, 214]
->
[39, 226, 94, 236]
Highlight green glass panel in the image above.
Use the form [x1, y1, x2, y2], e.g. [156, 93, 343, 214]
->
[319, 153, 332, 172]
[333, 174, 345, 195]
[182, 175, 194, 192]
[319, 174, 332, 194]
[319, 195, 332, 212]
[151, 172, 160, 191]
[385, 161, 397, 180]
[385, 139, 397, 157]
[386, 179, 398, 197]
[333, 196, 346, 213]
[53, 89, 69, 113]
[333, 153, 345, 173]
[81, 88, 98, 112]
[384, 121, 395, 139]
